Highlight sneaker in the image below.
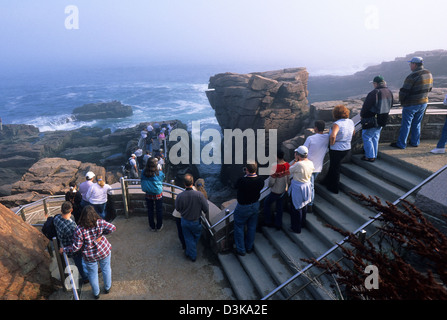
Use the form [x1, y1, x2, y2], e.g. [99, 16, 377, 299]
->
[430, 148, 446, 154]
[157, 224, 163, 232]
[104, 287, 111, 294]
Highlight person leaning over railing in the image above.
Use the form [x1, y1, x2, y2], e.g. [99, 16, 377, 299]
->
[320, 105, 355, 194]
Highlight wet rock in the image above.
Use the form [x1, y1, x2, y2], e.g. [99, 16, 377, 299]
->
[72, 100, 133, 121]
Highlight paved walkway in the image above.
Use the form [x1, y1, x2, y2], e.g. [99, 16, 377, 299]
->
[379, 139, 447, 174]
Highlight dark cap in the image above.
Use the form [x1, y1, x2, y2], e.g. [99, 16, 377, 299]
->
[370, 75, 385, 83]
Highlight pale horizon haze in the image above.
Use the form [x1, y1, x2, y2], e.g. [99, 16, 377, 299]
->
[1, 0, 446, 76]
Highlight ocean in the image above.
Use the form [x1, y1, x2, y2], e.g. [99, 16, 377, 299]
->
[0, 63, 239, 203]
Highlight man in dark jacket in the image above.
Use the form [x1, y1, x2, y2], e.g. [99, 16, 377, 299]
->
[390, 57, 433, 149]
[360, 75, 394, 161]
[175, 173, 209, 262]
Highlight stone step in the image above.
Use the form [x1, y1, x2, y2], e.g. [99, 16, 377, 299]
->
[254, 233, 312, 299]
[313, 190, 380, 234]
[217, 252, 258, 300]
[339, 166, 407, 203]
[351, 154, 427, 190]
[263, 223, 336, 300]
[236, 248, 285, 300]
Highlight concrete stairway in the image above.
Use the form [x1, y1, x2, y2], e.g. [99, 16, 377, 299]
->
[217, 151, 431, 300]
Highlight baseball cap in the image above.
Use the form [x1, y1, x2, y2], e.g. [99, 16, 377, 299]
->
[408, 57, 423, 64]
[294, 145, 308, 156]
[370, 75, 385, 83]
[85, 171, 95, 179]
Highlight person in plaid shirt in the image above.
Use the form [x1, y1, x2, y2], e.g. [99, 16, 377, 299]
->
[61, 205, 116, 299]
[54, 201, 88, 284]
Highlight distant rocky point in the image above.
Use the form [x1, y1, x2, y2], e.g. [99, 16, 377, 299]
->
[308, 49, 447, 102]
[72, 100, 133, 121]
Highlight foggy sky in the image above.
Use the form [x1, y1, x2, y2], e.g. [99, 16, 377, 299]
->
[1, 0, 446, 75]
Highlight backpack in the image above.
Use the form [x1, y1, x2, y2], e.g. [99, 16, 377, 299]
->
[42, 214, 61, 240]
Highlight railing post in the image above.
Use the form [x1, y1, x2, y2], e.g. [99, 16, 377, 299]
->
[120, 177, 129, 219]
[52, 237, 67, 291]
[43, 198, 49, 217]
[20, 207, 26, 222]
[224, 209, 230, 249]
[170, 180, 176, 200]
[358, 229, 367, 244]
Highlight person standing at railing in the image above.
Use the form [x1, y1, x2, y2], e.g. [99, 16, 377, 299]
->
[321, 105, 355, 194]
[85, 176, 112, 220]
[303, 120, 329, 212]
[232, 163, 264, 256]
[79, 171, 95, 209]
[60, 205, 116, 300]
[430, 94, 447, 154]
[263, 150, 290, 230]
[175, 174, 209, 262]
[141, 157, 165, 231]
[128, 154, 139, 180]
[390, 57, 433, 149]
[54, 201, 88, 285]
[360, 75, 394, 162]
[288, 146, 314, 234]
[65, 181, 83, 223]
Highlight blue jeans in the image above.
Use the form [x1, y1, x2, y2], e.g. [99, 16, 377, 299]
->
[396, 103, 427, 148]
[146, 197, 163, 230]
[91, 203, 107, 219]
[82, 254, 112, 297]
[362, 126, 382, 159]
[181, 218, 202, 261]
[437, 116, 447, 148]
[175, 217, 186, 250]
[263, 192, 285, 228]
[233, 202, 260, 254]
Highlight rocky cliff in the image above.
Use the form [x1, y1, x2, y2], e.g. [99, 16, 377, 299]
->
[206, 68, 310, 144]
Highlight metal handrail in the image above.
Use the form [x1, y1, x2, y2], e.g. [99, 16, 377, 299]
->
[62, 251, 80, 300]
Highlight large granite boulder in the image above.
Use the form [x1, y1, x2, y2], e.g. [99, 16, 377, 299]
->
[72, 100, 133, 121]
[0, 203, 53, 299]
[0, 158, 111, 208]
[206, 68, 310, 144]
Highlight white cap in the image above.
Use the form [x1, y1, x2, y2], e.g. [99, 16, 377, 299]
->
[294, 145, 308, 156]
[86, 171, 95, 179]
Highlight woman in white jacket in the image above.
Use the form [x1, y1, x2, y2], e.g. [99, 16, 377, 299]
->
[86, 176, 112, 220]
